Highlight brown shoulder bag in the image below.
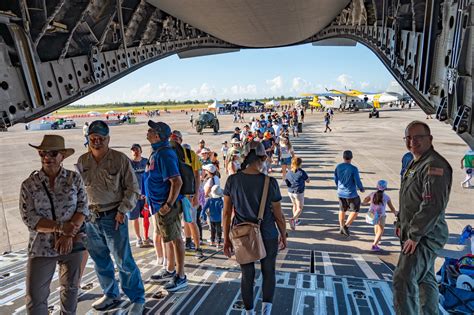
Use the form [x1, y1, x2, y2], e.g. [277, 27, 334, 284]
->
[230, 176, 270, 264]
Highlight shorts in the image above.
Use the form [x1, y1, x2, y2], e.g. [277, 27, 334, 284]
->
[376, 215, 387, 226]
[153, 200, 183, 242]
[281, 157, 292, 165]
[338, 196, 361, 212]
[183, 196, 197, 224]
[127, 199, 145, 220]
[288, 192, 305, 208]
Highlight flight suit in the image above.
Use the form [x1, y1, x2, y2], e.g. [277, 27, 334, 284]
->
[393, 147, 452, 315]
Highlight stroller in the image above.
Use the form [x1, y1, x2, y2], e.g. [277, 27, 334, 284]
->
[437, 225, 474, 313]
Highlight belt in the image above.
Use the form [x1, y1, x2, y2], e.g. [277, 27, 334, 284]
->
[95, 208, 118, 218]
[89, 202, 119, 212]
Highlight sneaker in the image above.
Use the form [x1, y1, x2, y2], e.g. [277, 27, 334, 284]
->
[295, 219, 302, 226]
[195, 248, 204, 259]
[128, 302, 144, 314]
[185, 241, 193, 251]
[136, 239, 144, 248]
[150, 269, 176, 282]
[210, 241, 216, 246]
[91, 295, 121, 311]
[340, 225, 350, 237]
[217, 242, 222, 248]
[371, 245, 381, 252]
[164, 275, 188, 292]
[289, 219, 296, 231]
[143, 238, 153, 247]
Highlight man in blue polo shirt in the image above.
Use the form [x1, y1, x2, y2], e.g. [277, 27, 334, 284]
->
[144, 120, 187, 292]
[334, 150, 365, 236]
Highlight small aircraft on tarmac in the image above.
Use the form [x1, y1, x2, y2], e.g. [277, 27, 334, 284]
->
[301, 89, 402, 111]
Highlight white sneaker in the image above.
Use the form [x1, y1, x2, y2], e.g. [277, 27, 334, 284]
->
[128, 302, 144, 314]
[91, 295, 121, 311]
[136, 239, 144, 248]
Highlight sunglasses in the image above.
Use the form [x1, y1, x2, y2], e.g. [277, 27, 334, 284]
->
[39, 150, 61, 158]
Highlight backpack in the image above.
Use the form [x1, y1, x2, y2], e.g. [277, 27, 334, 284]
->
[156, 146, 195, 195]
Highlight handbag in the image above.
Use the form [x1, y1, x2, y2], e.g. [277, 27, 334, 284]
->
[230, 176, 270, 264]
[365, 209, 380, 225]
[41, 181, 86, 253]
[181, 196, 193, 223]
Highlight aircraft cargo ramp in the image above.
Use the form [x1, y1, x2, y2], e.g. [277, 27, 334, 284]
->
[0, 247, 398, 315]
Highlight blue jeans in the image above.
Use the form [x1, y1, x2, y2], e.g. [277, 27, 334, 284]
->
[86, 212, 145, 303]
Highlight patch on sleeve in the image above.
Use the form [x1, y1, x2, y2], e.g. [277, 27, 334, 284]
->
[427, 167, 444, 176]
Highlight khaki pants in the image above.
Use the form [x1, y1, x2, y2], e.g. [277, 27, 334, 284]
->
[26, 251, 83, 315]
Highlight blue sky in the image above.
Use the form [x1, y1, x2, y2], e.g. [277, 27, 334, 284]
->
[74, 43, 402, 105]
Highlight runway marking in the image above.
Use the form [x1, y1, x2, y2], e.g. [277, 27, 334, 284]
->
[352, 254, 380, 280]
[321, 252, 336, 276]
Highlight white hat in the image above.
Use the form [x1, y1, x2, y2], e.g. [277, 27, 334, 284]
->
[202, 163, 217, 174]
[230, 138, 241, 144]
[242, 140, 266, 157]
[200, 148, 211, 154]
[210, 185, 223, 198]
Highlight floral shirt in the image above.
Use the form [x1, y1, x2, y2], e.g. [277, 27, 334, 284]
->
[19, 168, 89, 257]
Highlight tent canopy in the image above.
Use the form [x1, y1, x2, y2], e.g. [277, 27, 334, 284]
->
[208, 100, 224, 109]
[265, 100, 280, 107]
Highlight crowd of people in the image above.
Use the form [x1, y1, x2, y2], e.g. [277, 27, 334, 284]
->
[19, 102, 459, 315]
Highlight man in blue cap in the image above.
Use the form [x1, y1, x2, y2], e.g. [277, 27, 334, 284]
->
[76, 120, 145, 313]
[144, 120, 187, 292]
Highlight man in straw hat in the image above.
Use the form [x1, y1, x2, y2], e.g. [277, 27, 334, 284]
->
[20, 135, 89, 314]
[76, 120, 145, 313]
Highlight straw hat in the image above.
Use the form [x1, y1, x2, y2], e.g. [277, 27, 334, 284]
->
[29, 135, 75, 158]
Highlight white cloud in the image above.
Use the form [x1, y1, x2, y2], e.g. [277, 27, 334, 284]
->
[266, 76, 283, 92]
[230, 84, 257, 95]
[291, 77, 311, 93]
[336, 74, 353, 88]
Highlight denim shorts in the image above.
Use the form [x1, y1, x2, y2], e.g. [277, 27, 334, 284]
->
[281, 157, 292, 165]
[127, 199, 145, 220]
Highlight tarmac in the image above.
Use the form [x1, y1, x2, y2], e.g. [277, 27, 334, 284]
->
[0, 107, 472, 314]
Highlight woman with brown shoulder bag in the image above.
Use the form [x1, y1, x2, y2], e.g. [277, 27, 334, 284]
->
[223, 141, 287, 315]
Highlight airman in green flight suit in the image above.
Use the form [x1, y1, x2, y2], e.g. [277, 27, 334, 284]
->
[393, 121, 452, 315]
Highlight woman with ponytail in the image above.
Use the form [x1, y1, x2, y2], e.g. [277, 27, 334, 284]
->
[285, 157, 310, 230]
[223, 141, 287, 315]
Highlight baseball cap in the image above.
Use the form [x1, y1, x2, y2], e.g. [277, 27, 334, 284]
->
[148, 120, 171, 139]
[200, 148, 211, 154]
[343, 150, 353, 160]
[202, 163, 217, 173]
[230, 138, 241, 144]
[377, 180, 388, 191]
[222, 140, 228, 144]
[130, 143, 142, 151]
[88, 120, 109, 136]
[235, 127, 241, 131]
[199, 139, 205, 144]
[171, 130, 182, 139]
[264, 131, 272, 139]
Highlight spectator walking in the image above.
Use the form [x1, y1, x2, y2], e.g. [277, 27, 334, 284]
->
[285, 157, 310, 230]
[361, 180, 397, 251]
[82, 122, 89, 147]
[461, 148, 474, 188]
[324, 112, 332, 132]
[20, 135, 88, 315]
[145, 121, 187, 292]
[128, 143, 152, 248]
[334, 150, 365, 237]
[76, 121, 145, 313]
[202, 185, 224, 247]
[221, 141, 229, 164]
[393, 121, 452, 314]
[227, 151, 241, 175]
[223, 141, 287, 315]
[279, 137, 295, 181]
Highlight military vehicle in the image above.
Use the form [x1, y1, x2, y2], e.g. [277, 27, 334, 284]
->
[195, 111, 219, 134]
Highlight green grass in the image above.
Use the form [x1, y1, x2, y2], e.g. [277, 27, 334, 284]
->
[54, 103, 210, 115]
